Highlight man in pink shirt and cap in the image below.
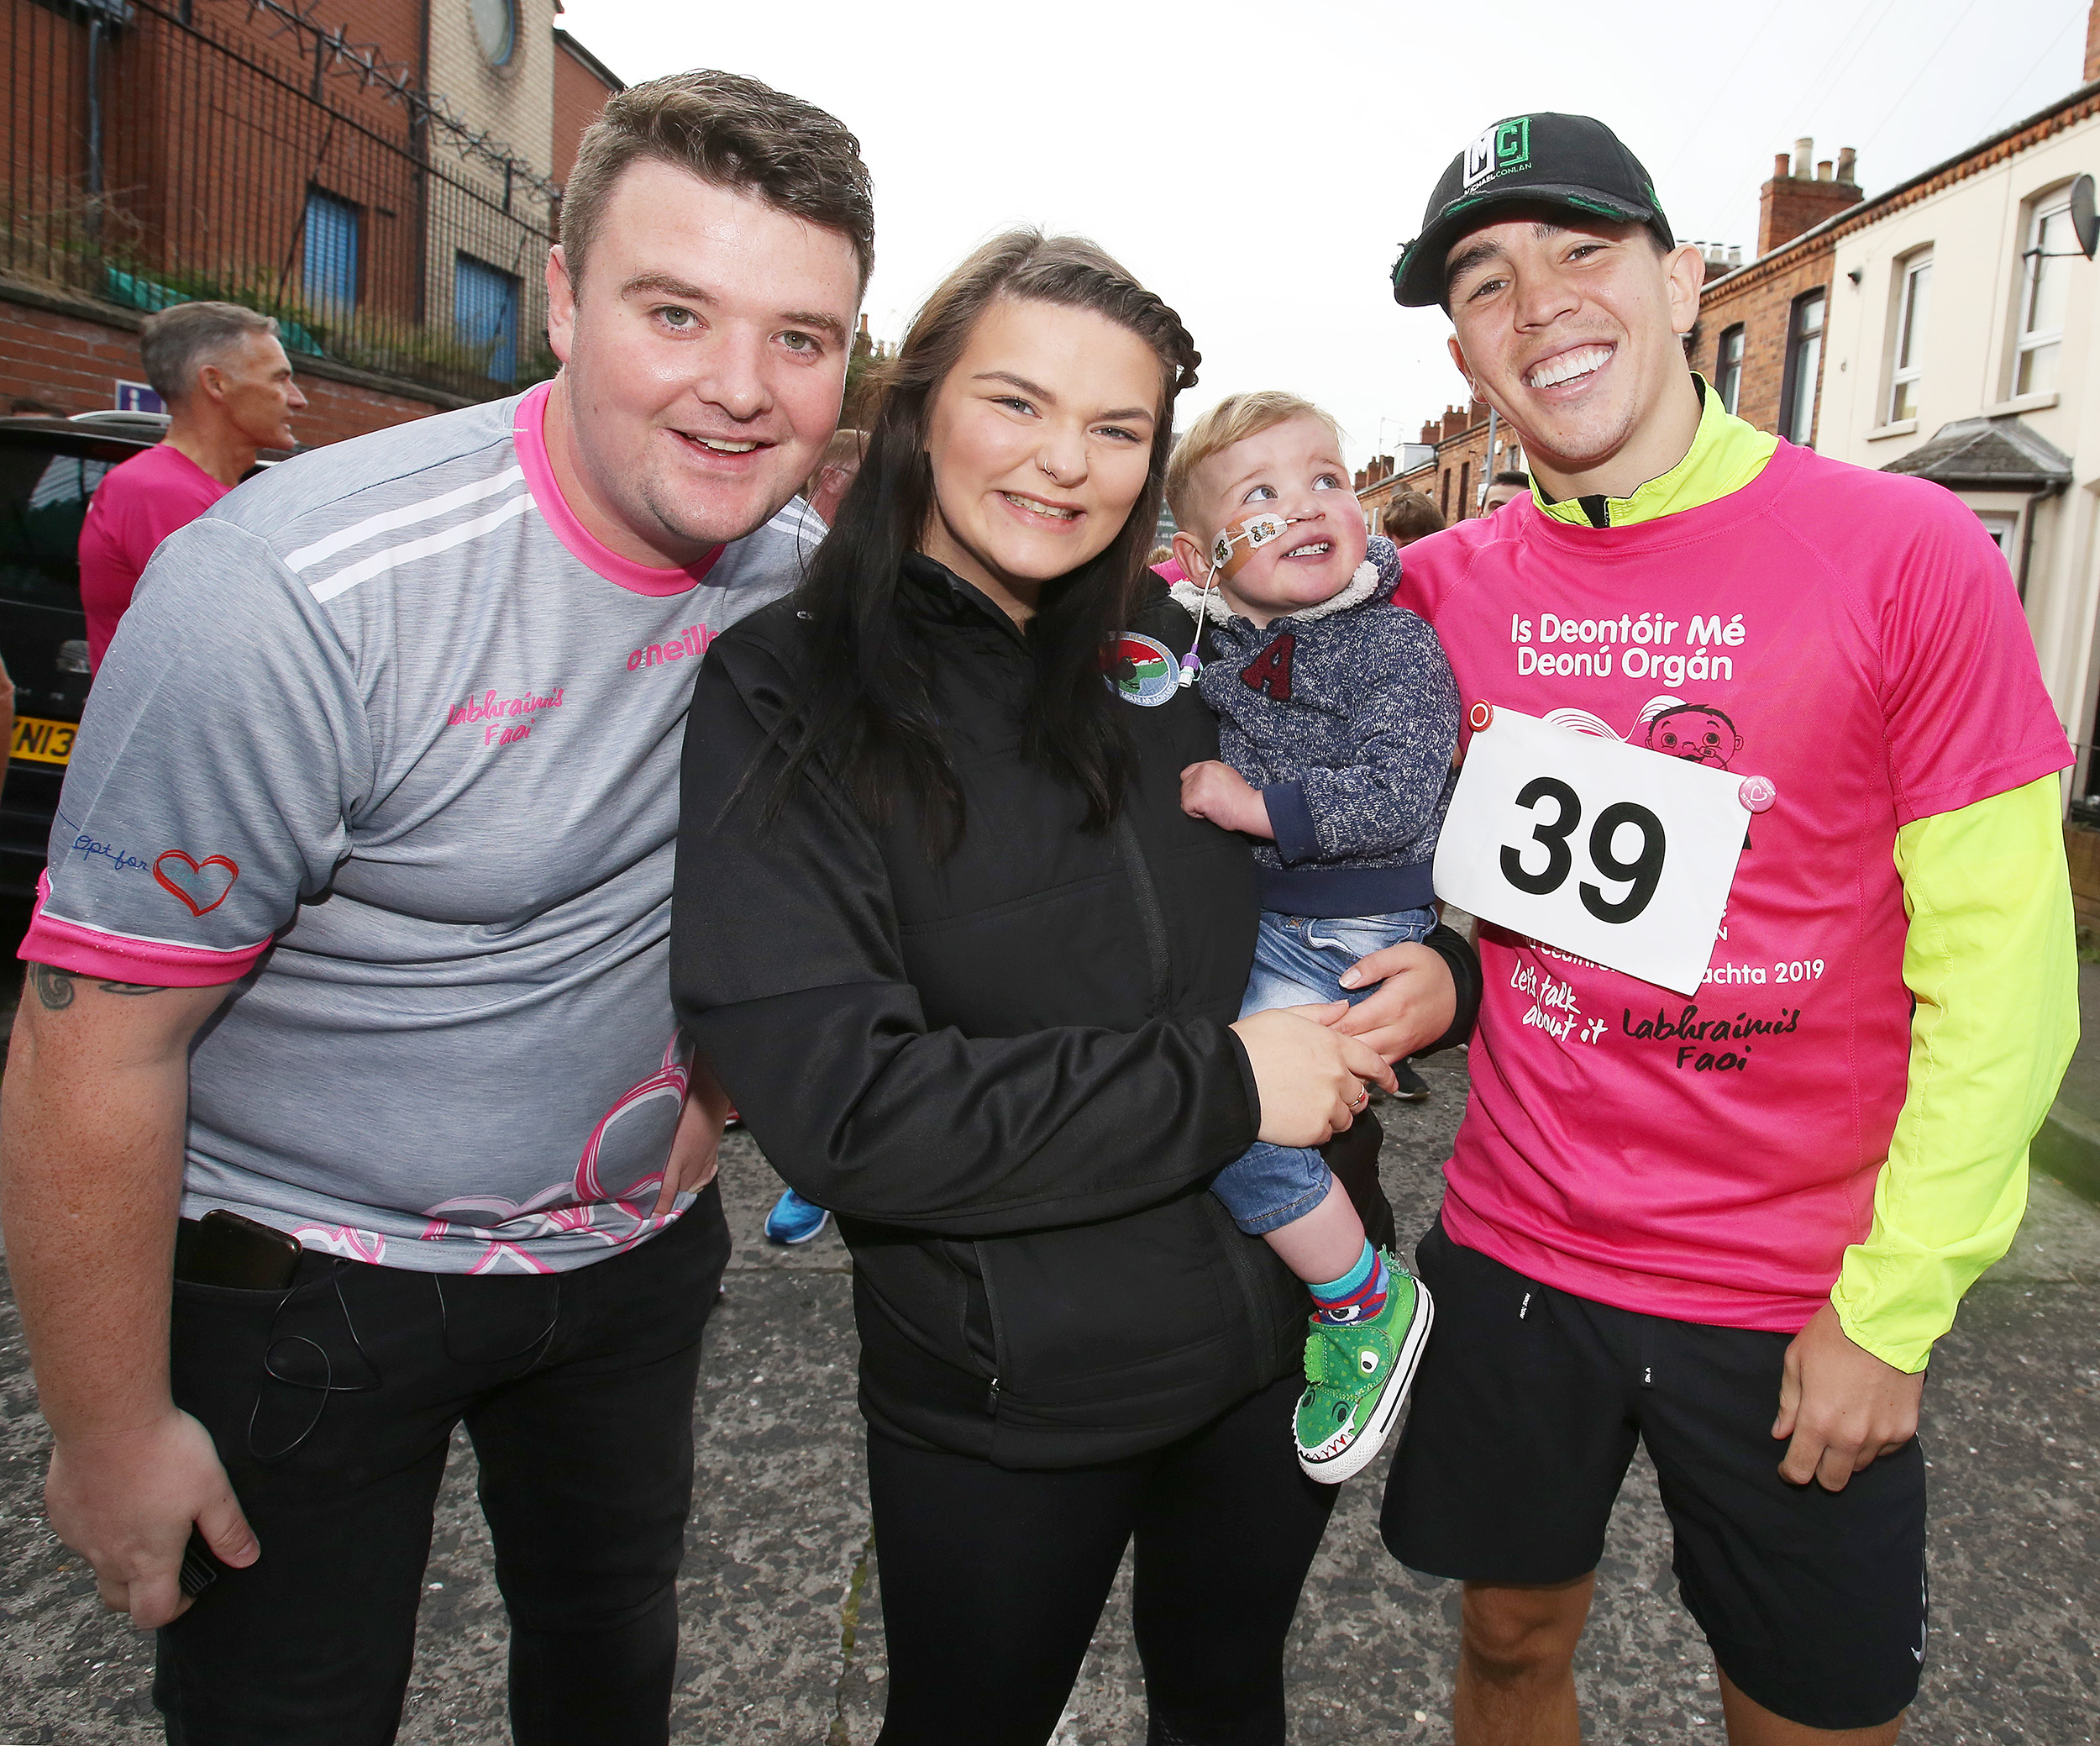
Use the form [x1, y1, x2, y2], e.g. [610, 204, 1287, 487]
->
[76, 301, 307, 667]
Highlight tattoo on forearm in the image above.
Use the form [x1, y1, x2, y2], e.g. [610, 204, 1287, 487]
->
[25, 964, 167, 1010]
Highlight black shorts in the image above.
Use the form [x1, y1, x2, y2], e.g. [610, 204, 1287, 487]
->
[1380, 1218, 1928, 1732]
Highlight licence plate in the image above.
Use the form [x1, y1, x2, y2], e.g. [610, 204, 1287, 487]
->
[11, 713, 77, 766]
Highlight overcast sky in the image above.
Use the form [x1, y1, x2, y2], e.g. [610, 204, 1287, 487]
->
[560, 0, 2091, 473]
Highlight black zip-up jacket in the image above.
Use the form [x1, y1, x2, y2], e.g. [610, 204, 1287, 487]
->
[671, 555, 1480, 1467]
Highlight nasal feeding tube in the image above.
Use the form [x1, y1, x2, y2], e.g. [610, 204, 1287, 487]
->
[1178, 511, 1303, 686]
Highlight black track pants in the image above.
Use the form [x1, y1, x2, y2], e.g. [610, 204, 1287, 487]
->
[867, 1372, 1337, 1746]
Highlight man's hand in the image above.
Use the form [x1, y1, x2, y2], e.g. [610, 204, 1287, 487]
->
[653, 1051, 733, 1216]
[1331, 941, 1457, 1063]
[1179, 761, 1273, 839]
[1772, 1302, 1924, 1491]
[47, 1408, 256, 1629]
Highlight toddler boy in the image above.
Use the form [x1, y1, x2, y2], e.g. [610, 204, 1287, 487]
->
[1166, 392, 1459, 1480]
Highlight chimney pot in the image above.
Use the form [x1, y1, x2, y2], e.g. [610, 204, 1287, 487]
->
[1794, 136, 1814, 178]
[1816, 160, 1833, 181]
[1836, 146, 1856, 184]
[1773, 150, 1791, 180]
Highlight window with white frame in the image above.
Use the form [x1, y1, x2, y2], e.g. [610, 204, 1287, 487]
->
[1975, 511, 2018, 569]
[1715, 324, 1745, 414]
[2016, 190, 2075, 397]
[1887, 251, 1930, 423]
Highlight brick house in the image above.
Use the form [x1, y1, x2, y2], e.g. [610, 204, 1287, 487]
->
[1, 0, 621, 444]
[1355, 400, 1526, 532]
[1687, 141, 1862, 443]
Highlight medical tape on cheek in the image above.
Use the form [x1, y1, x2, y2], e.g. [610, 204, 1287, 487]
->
[1210, 511, 1296, 581]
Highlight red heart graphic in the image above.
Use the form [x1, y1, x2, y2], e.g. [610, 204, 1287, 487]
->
[153, 851, 240, 918]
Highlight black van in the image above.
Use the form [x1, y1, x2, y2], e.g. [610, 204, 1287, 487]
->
[0, 415, 163, 898]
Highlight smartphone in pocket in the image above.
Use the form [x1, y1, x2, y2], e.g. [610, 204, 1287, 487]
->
[176, 1210, 302, 1291]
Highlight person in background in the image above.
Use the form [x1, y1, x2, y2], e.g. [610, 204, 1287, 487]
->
[803, 427, 869, 527]
[1479, 468, 1530, 514]
[1366, 487, 1451, 1109]
[1379, 489, 1445, 547]
[76, 302, 307, 670]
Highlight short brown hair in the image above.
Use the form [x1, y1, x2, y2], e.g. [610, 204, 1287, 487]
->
[1165, 391, 1342, 532]
[139, 301, 279, 405]
[1380, 489, 1445, 545]
[561, 70, 874, 292]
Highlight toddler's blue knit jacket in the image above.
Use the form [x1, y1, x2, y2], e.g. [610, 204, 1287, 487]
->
[1169, 534, 1459, 918]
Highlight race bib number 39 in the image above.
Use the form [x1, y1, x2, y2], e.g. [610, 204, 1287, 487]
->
[1433, 707, 1752, 996]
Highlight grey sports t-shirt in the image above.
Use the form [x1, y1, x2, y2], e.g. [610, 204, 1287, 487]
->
[27, 383, 816, 1273]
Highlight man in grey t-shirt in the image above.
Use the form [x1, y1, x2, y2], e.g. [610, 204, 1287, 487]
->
[0, 71, 871, 1743]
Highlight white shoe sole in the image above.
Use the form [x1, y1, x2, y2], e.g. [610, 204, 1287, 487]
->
[1298, 1280, 1436, 1485]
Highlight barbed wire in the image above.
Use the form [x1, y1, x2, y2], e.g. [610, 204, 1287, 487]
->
[237, 0, 561, 207]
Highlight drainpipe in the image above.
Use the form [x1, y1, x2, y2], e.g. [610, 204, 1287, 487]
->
[84, 5, 108, 254]
[1479, 405, 1498, 513]
[2016, 480, 2067, 603]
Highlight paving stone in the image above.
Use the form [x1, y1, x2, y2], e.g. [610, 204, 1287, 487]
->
[3, 1065, 2097, 1743]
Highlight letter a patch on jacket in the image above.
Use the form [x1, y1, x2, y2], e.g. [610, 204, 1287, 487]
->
[1240, 632, 1295, 701]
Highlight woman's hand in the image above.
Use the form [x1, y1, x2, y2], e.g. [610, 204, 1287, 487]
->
[1332, 942, 1457, 1062]
[654, 1053, 734, 1216]
[1231, 1006, 1397, 1148]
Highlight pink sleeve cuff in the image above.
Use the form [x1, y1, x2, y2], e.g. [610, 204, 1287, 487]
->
[21, 870, 265, 987]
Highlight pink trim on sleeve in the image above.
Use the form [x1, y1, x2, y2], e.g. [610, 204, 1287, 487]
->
[512, 381, 726, 597]
[21, 870, 265, 987]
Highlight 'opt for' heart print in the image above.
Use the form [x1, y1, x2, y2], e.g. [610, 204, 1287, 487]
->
[153, 851, 240, 917]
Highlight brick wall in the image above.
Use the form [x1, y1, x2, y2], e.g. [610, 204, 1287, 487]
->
[1756, 162, 1862, 256]
[2087, 0, 2100, 86]
[426, 0, 558, 197]
[0, 289, 461, 445]
[552, 34, 622, 189]
[1689, 241, 1836, 439]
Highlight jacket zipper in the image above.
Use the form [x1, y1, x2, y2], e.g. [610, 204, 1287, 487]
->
[1113, 815, 1173, 1018]
[976, 1239, 1010, 1417]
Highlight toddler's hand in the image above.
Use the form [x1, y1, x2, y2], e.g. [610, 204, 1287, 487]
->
[1179, 761, 1273, 839]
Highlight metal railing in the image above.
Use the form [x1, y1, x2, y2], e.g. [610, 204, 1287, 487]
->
[3, 0, 557, 400]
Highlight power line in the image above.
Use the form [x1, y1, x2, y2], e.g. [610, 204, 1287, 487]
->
[1656, 0, 1791, 185]
[1969, 4, 2086, 141]
[1856, 0, 1987, 155]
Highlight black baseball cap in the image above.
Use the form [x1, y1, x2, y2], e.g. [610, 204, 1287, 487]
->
[1391, 113, 1673, 308]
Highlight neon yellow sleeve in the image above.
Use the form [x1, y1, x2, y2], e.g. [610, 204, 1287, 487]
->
[1831, 774, 2078, 1371]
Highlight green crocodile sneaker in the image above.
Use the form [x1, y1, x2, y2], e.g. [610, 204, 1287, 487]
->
[1294, 1260, 1434, 1484]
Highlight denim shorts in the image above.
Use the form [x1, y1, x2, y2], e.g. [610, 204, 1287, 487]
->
[1212, 907, 1436, 1237]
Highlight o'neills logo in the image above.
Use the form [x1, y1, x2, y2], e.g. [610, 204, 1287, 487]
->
[448, 686, 565, 728]
[627, 625, 712, 671]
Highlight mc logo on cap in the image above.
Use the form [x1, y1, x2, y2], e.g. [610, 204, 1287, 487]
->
[1464, 117, 1531, 188]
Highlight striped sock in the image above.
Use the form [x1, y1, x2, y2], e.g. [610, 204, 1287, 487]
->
[1309, 1241, 1389, 1327]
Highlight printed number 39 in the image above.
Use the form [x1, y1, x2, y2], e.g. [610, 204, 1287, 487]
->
[1499, 776, 1666, 923]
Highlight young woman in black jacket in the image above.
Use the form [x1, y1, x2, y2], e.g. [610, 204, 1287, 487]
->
[671, 232, 1479, 1745]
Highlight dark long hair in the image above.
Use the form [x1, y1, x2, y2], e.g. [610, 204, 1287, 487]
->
[773, 230, 1201, 858]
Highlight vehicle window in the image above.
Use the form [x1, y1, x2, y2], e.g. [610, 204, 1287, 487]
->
[0, 449, 112, 607]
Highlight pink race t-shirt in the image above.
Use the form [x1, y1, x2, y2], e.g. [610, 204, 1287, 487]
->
[77, 441, 229, 668]
[1399, 440, 2071, 1333]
